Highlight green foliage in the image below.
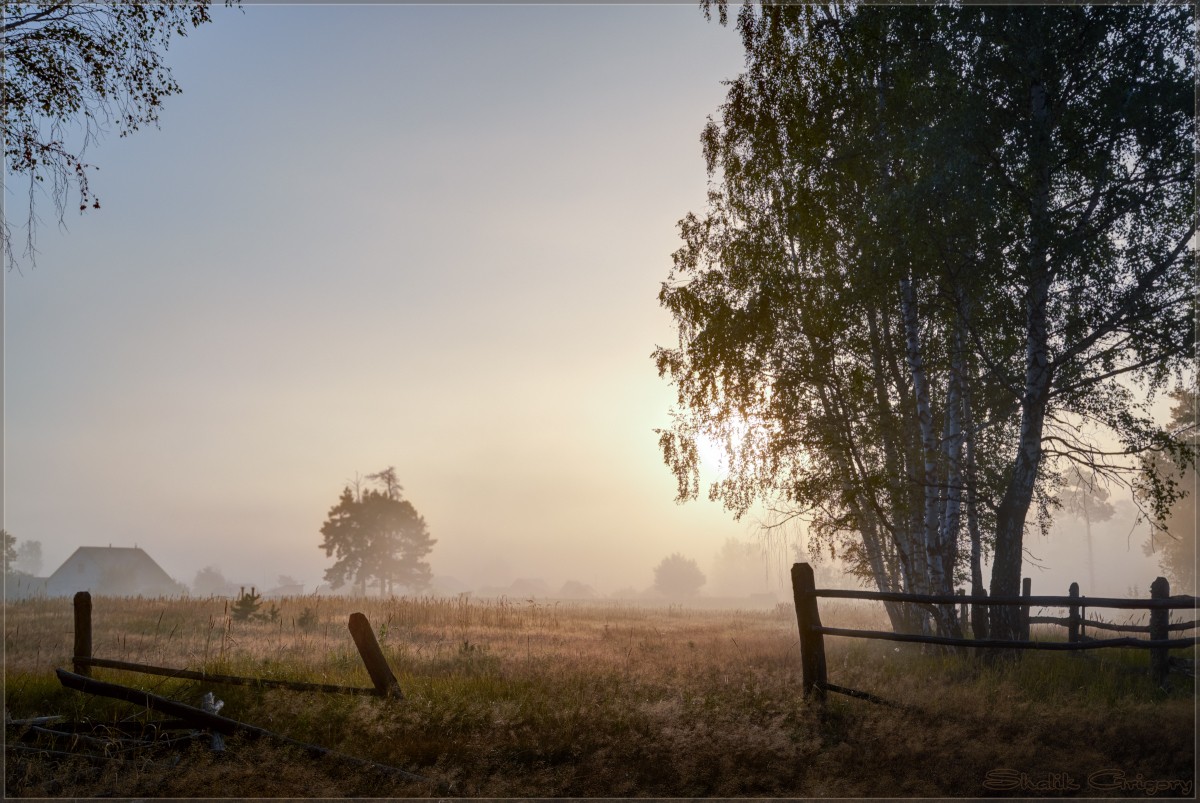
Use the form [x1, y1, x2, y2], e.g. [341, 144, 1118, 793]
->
[319, 467, 436, 596]
[230, 586, 263, 622]
[2, 1, 236, 270]
[653, 553, 706, 598]
[4, 596, 1193, 796]
[657, 4, 1196, 624]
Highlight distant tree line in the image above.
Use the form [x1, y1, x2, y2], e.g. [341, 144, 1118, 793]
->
[3, 531, 43, 578]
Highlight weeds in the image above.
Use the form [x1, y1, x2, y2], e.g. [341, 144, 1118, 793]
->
[4, 594, 1194, 797]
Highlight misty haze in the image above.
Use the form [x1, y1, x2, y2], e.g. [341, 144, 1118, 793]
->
[4, 2, 1195, 798]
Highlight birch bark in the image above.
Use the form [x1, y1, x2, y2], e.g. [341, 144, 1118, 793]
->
[990, 67, 1055, 640]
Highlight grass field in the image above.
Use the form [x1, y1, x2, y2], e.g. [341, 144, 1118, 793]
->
[4, 593, 1195, 797]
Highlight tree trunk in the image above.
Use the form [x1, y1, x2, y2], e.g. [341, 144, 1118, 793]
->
[957, 295, 985, 607]
[936, 318, 966, 638]
[899, 277, 949, 614]
[990, 57, 1055, 640]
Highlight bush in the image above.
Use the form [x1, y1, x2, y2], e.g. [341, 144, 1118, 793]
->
[653, 553, 706, 598]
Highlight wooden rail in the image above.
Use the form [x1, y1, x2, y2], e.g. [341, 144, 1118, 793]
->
[1027, 616, 1199, 633]
[70, 592, 402, 697]
[54, 668, 438, 787]
[790, 564, 1199, 699]
[72, 656, 379, 696]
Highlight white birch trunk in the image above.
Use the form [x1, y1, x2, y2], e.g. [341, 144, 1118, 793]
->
[899, 278, 945, 598]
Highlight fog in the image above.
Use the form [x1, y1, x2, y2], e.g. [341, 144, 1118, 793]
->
[2, 5, 1180, 606]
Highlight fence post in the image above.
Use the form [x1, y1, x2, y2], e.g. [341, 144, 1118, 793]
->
[971, 588, 988, 641]
[1019, 578, 1032, 642]
[956, 588, 967, 635]
[1149, 576, 1170, 688]
[790, 563, 827, 700]
[73, 591, 92, 677]
[347, 613, 403, 698]
[1067, 582, 1080, 643]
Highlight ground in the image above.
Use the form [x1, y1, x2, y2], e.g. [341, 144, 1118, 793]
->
[4, 594, 1195, 796]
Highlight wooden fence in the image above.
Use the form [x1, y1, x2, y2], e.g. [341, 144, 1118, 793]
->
[790, 563, 1199, 701]
[70, 591, 402, 697]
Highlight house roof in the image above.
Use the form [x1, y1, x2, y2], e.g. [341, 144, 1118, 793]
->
[48, 546, 174, 583]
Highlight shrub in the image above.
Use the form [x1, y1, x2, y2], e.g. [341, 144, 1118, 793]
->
[653, 553, 706, 598]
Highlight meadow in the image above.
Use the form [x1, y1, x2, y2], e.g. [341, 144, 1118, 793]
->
[4, 593, 1195, 797]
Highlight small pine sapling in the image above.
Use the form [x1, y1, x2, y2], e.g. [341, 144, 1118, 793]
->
[231, 587, 263, 622]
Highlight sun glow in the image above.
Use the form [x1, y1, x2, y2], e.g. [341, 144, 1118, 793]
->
[696, 431, 729, 475]
[694, 412, 756, 478]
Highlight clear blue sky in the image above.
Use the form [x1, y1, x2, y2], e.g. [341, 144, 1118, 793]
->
[4, 3, 1164, 596]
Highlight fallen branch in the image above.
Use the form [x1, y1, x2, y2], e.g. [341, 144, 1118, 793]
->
[821, 682, 906, 709]
[54, 669, 441, 789]
[5, 715, 66, 727]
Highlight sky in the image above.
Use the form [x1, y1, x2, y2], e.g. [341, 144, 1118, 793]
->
[2, 4, 1170, 599]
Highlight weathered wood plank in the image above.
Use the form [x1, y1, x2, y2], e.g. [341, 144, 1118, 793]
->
[791, 563, 827, 701]
[814, 625, 1198, 651]
[813, 588, 1197, 609]
[73, 592, 92, 677]
[54, 669, 437, 787]
[347, 613, 403, 698]
[73, 656, 377, 696]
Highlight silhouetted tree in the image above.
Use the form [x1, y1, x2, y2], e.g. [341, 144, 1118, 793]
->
[709, 538, 768, 597]
[2, 530, 17, 575]
[1058, 467, 1115, 593]
[3, 1, 236, 270]
[653, 553, 706, 598]
[192, 565, 232, 596]
[319, 468, 435, 596]
[1142, 385, 1198, 594]
[14, 540, 42, 576]
[658, 3, 1195, 638]
[557, 580, 596, 599]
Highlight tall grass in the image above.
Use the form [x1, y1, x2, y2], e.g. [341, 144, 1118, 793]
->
[4, 594, 1194, 797]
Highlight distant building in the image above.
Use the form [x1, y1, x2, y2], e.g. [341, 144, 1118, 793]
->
[4, 572, 47, 600]
[45, 546, 182, 598]
[264, 581, 304, 598]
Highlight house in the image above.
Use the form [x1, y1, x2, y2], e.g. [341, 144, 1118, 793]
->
[45, 546, 183, 598]
[264, 581, 304, 598]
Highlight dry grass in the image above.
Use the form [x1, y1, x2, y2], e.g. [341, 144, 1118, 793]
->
[4, 594, 1195, 797]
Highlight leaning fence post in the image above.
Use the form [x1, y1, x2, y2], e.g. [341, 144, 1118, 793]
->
[1149, 576, 1170, 688]
[790, 563, 827, 700]
[347, 612, 403, 698]
[1019, 578, 1032, 642]
[1067, 582, 1080, 643]
[971, 588, 988, 641]
[73, 591, 92, 677]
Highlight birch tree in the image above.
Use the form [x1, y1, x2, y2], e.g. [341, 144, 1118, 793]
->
[657, 2, 1195, 637]
[2, 1, 235, 270]
[962, 6, 1195, 637]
